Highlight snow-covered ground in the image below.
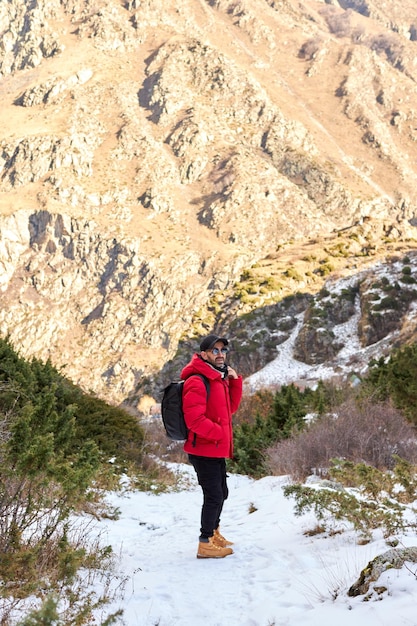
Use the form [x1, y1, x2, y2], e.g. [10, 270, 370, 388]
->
[96, 464, 417, 626]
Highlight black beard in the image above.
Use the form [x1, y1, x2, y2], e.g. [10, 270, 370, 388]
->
[198, 355, 228, 378]
[213, 363, 228, 378]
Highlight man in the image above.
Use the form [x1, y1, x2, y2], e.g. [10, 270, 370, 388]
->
[181, 334, 243, 558]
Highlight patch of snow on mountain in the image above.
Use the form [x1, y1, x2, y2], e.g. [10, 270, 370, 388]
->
[245, 272, 400, 392]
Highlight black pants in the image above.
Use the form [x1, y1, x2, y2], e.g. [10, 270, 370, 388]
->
[188, 454, 229, 540]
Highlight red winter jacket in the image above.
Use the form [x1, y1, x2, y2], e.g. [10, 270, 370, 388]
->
[181, 353, 243, 458]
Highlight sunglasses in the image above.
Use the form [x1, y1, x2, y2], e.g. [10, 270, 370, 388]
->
[210, 347, 229, 355]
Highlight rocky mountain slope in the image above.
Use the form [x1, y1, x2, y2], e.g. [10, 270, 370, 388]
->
[1, 0, 417, 410]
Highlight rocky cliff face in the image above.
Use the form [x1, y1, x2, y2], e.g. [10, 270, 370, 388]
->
[1, 0, 417, 408]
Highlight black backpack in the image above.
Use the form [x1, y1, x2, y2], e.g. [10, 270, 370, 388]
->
[161, 374, 210, 441]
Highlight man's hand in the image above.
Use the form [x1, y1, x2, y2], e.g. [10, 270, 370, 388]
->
[227, 366, 238, 379]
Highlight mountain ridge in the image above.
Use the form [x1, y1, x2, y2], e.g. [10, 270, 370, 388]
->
[1, 0, 417, 409]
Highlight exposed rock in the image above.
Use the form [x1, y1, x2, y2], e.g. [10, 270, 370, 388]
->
[0, 0, 63, 76]
[18, 69, 93, 106]
[0, 134, 97, 188]
[293, 325, 344, 365]
[348, 547, 417, 597]
[0, 209, 230, 403]
[74, 2, 137, 51]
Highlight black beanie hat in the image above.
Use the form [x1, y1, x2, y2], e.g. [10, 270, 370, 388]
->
[199, 334, 229, 352]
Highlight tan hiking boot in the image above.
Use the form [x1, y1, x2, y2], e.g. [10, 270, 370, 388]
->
[197, 536, 233, 559]
[213, 527, 234, 547]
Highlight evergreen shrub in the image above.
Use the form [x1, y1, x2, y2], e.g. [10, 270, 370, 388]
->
[283, 457, 417, 541]
[0, 338, 144, 469]
[365, 343, 417, 425]
[0, 337, 146, 622]
[229, 384, 317, 477]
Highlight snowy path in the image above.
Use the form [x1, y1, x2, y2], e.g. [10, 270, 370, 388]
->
[96, 467, 417, 626]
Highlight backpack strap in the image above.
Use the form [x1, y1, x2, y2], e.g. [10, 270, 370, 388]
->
[185, 373, 210, 397]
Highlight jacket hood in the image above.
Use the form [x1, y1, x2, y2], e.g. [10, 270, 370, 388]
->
[181, 353, 222, 382]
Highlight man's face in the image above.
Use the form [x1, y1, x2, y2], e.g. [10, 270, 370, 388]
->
[201, 340, 228, 368]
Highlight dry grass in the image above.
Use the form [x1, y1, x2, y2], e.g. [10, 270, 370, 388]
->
[141, 417, 189, 465]
[233, 388, 275, 426]
[267, 398, 417, 481]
